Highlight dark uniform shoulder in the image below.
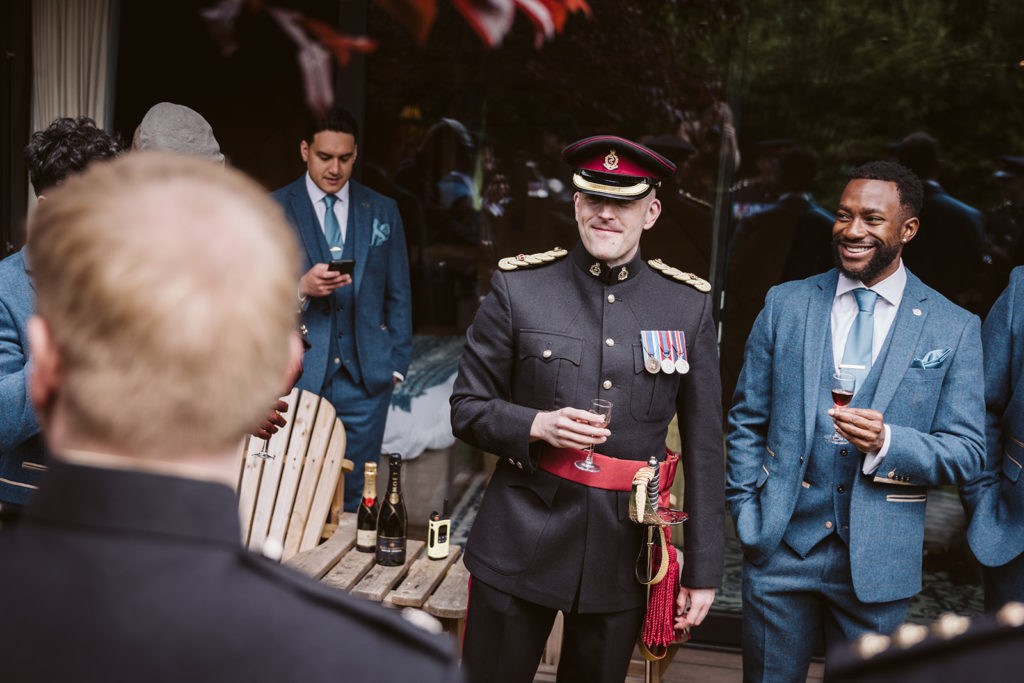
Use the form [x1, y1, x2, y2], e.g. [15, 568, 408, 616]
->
[240, 553, 459, 674]
[647, 258, 711, 292]
[496, 247, 569, 272]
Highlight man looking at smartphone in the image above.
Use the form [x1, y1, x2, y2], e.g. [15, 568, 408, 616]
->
[272, 107, 411, 511]
[726, 161, 984, 681]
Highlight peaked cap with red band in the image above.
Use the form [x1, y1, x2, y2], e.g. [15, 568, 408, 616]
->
[562, 135, 677, 200]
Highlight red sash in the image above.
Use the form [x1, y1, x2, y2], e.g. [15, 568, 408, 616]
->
[539, 446, 678, 507]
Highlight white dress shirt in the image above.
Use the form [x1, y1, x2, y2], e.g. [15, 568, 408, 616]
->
[830, 261, 907, 474]
[304, 172, 350, 244]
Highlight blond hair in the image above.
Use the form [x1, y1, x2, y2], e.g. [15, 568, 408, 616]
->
[27, 152, 299, 456]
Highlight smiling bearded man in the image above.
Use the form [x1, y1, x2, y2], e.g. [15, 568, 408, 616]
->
[727, 160, 985, 682]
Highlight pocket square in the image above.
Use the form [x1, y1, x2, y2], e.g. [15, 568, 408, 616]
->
[370, 218, 390, 246]
[910, 347, 951, 369]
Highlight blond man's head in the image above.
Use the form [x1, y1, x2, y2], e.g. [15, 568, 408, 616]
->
[27, 152, 299, 458]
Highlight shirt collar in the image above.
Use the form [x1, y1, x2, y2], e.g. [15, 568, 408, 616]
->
[835, 259, 906, 307]
[304, 172, 350, 206]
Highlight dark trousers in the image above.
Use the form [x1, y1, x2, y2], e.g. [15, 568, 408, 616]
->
[462, 576, 644, 683]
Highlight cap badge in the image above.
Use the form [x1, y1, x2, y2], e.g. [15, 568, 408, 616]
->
[604, 149, 619, 171]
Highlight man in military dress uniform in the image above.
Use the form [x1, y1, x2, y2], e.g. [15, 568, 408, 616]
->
[450, 136, 725, 683]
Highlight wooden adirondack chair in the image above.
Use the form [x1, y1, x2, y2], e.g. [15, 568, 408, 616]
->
[236, 388, 353, 562]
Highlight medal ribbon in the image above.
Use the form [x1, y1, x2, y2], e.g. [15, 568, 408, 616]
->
[660, 330, 674, 363]
[641, 330, 659, 362]
[673, 330, 687, 362]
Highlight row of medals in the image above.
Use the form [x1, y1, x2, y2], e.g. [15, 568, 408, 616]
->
[645, 350, 689, 376]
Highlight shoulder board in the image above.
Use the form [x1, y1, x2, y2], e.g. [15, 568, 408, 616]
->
[497, 247, 568, 271]
[647, 259, 711, 292]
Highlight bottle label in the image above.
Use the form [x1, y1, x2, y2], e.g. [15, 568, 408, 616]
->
[377, 535, 406, 558]
[356, 529, 376, 548]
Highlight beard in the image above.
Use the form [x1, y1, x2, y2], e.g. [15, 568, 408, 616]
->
[831, 237, 902, 283]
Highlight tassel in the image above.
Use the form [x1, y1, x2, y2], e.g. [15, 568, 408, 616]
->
[642, 527, 680, 650]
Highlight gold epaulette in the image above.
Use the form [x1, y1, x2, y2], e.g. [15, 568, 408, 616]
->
[647, 259, 711, 292]
[497, 247, 568, 271]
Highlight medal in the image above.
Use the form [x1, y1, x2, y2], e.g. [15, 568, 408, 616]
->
[660, 331, 675, 374]
[641, 331, 661, 374]
[673, 330, 689, 375]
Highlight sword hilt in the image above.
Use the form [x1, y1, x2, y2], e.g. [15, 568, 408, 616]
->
[647, 454, 659, 511]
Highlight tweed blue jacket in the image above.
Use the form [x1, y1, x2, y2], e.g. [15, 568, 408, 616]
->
[727, 268, 985, 603]
[271, 176, 412, 396]
[964, 266, 1024, 567]
[0, 248, 46, 505]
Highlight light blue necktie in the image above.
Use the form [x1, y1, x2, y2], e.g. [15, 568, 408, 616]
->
[323, 194, 343, 249]
[841, 288, 878, 393]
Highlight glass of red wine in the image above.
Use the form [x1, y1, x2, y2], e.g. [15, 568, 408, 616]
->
[825, 372, 856, 444]
[574, 399, 612, 473]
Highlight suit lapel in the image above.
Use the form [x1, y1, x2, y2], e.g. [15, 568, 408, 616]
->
[870, 273, 928, 414]
[349, 181, 371, 298]
[802, 271, 837, 450]
[289, 178, 331, 266]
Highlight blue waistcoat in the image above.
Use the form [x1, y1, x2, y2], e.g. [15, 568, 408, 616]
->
[783, 326, 894, 557]
[325, 235, 362, 386]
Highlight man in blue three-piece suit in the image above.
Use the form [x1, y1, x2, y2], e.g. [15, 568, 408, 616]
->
[272, 108, 412, 511]
[962, 266, 1024, 609]
[726, 161, 985, 682]
[0, 117, 122, 511]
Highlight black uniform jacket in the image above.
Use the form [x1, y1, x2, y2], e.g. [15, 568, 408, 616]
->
[0, 460, 461, 683]
[451, 244, 725, 613]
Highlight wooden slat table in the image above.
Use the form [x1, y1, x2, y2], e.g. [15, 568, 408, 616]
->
[285, 513, 469, 644]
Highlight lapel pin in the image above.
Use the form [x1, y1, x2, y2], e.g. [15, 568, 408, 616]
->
[912, 308, 922, 316]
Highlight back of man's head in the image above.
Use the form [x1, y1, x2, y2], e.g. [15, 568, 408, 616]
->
[27, 152, 299, 458]
[894, 132, 940, 180]
[25, 116, 123, 195]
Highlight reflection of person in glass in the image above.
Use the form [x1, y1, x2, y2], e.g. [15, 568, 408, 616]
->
[451, 135, 724, 683]
[727, 161, 985, 682]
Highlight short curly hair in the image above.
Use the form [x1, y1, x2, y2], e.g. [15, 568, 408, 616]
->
[848, 160, 924, 219]
[25, 117, 124, 195]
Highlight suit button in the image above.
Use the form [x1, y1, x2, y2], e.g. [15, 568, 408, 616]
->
[607, 294, 616, 303]
[800, 456, 805, 463]
[837, 486, 845, 493]
[605, 338, 614, 347]
[507, 458, 515, 466]
[840, 448, 848, 457]
[888, 471, 896, 479]
[603, 380, 612, 390]
[516, 462, 523, 470]
[542, 349, 552, 359]
[825, 521, 833, 529]
[333, 357, 341, 365]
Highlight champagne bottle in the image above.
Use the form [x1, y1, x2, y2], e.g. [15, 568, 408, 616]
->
[355, 462, 378, 553]
[375, 453, 407, 566]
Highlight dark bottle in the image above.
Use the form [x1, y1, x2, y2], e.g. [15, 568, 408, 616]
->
[375, 453, 408, 566]
[355, 462, 378, 553]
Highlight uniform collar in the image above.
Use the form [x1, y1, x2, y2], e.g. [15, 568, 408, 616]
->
[571, 243, 644, 285]
[24, 458, 242, 547]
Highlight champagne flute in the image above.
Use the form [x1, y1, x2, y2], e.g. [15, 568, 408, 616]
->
[253, 437, 274, 460]
[574, 399, 612, 473]
[825, 372, 855, 444]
